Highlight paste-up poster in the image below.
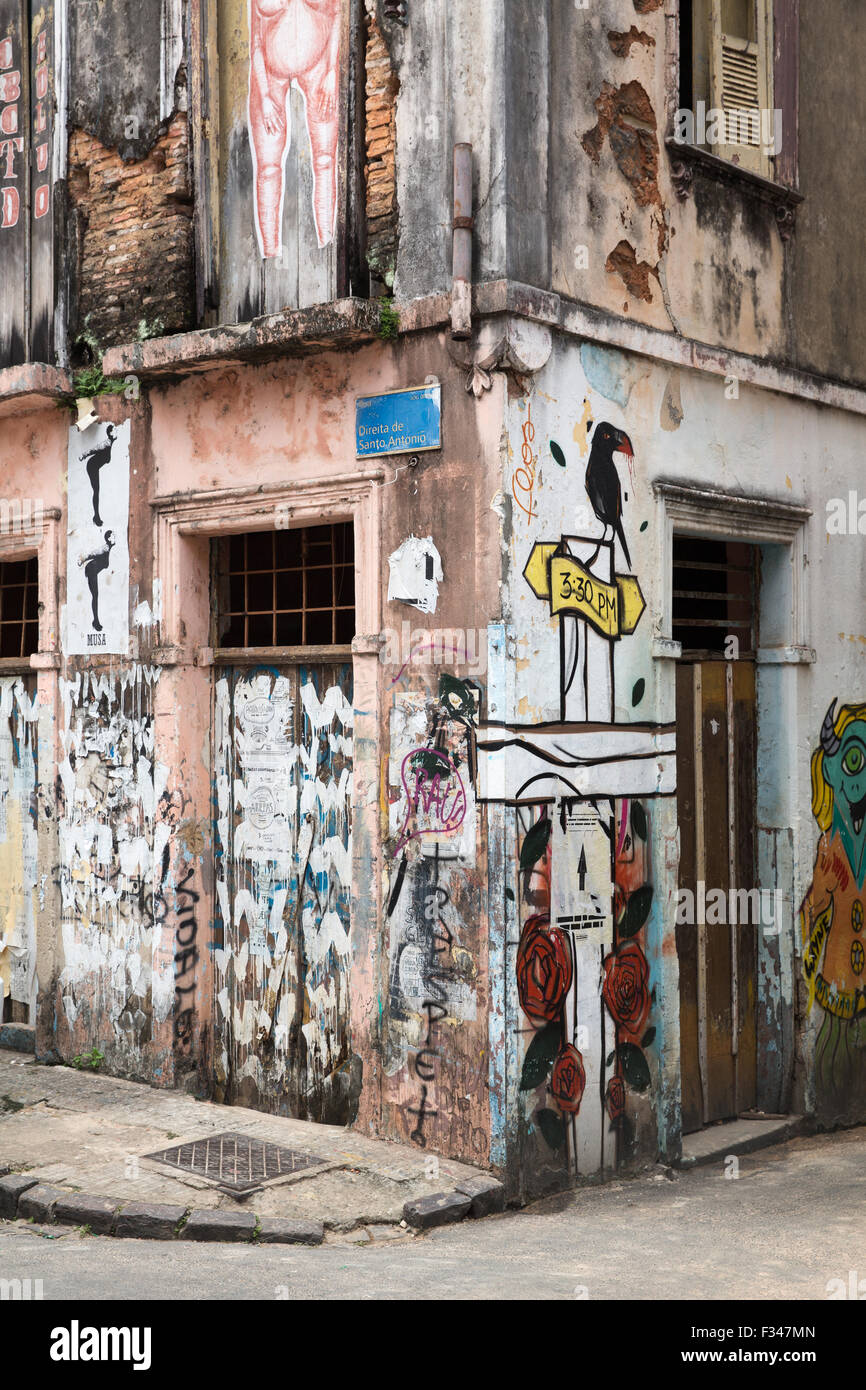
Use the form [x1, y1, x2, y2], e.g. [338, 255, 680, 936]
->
[66, 420, 130, 655]
[248, 0, 342, 257]
[551, 801, 614, 949]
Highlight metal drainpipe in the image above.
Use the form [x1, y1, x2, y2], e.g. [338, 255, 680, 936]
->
[451, 142, 473, 340]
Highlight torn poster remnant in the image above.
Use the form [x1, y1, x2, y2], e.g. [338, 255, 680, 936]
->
[387, 535, 443, 615]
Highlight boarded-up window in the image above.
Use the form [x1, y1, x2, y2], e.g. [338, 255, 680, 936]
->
[0, 0, 58, 367]
[213, 0, 353, 324]
[672, 536, 758, 657]
[213, 523, 355, 649]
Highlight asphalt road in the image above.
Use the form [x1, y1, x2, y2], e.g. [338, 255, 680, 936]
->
[1, 1126, 863, 1301]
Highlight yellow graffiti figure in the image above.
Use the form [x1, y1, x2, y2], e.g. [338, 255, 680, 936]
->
[800, 699, 866, 1119]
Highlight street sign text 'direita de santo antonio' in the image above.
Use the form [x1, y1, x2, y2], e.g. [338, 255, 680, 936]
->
[355, 384, 442, 458]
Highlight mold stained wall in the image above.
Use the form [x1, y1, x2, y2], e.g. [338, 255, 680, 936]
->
[502, 333, 866, 1182]
[546, 0, 786, 357]
[388, 0, 507, 299]
[145, 333, 505, 1156]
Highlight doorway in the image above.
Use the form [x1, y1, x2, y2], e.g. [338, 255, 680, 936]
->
[210, 524, 356, 1121]
[673, 535, 759, 1132]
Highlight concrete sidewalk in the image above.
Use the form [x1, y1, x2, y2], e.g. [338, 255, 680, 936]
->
[0, 1050, 502, 1244]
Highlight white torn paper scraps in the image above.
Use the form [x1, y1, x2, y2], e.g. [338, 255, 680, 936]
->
[387, 535, 443, 614]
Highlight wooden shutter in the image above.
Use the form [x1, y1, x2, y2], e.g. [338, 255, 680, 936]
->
[710, 0, 773, 177]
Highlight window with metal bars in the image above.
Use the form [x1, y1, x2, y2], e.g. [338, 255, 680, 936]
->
[0, 557, 39, 660]
[672, 535, 758, 657]
[213, 524, 355, 650]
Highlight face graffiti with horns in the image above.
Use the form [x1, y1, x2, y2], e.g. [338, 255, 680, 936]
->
[812, 699, 866, 888]
[801, 699, 866, 1113]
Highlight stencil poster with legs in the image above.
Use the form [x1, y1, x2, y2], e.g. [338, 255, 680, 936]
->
[66, 421, 130, 655]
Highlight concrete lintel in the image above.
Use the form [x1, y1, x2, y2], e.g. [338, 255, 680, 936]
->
[102, 297, 384, 380]
[0, 363, 73, 418]
[101, 277, 866, 418]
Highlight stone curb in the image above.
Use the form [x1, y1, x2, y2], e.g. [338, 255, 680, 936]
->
[0, 1171, 505, 1243]
[0, 1022, 35, 1053]
[53, 1193, 120, 1235]
[402, 1191, 472, 1229]
[114, 1202, 189, 1241]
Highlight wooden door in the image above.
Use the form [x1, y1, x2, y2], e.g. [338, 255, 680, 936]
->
[214, 659, 353, 1121]
[676, 659, 758, 1132]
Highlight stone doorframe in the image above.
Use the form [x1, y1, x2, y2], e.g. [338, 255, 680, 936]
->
[652, 480, 813, 1141]
[149, 468, 386, 1115]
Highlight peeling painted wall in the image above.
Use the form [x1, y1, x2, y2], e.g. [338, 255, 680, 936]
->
[55, 664, 169, 1073]
[213, 665, 357, 1121]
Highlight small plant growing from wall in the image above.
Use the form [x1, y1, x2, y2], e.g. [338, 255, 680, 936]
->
[67, 321, 128, 403]
[70, 365, 128, 400]
[70, 1046, 105, 1071]
[378, 295, 400, 341]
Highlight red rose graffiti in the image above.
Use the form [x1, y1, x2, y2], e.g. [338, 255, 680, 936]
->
[605, 1075, 626, 1123]
[551, 1044, 586, 1114]
[516, 914, 573, 1024]
[602, 939, 651, 1040]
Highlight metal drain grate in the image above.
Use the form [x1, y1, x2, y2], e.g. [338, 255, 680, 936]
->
[143, 1132, 326, 1193]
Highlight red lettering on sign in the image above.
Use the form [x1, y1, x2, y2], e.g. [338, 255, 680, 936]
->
[0, 39, 12, 69]
[2, 185, 20, 228]
[35, 63, 47, 99]
[35, 140, 47, 172]
[36, 30, 46, 63]
[0, 103, 18, 135]
[0, 70, 21, 103]
[0, 136, 23, 178]
[33, 182, 48, 218]
[34, 99, 45, 134]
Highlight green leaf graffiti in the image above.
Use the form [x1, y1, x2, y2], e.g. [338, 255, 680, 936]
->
[536, 1108, 568, 1151]
[520, 1021, 561, 1091]
[520, 817, 552, 871]
[619, 884, 653, 939]
[617, 1043, 651, 1093]
[550, 441, 567, 468]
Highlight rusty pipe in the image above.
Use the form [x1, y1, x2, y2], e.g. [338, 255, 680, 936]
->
[451, 142, 473, 340]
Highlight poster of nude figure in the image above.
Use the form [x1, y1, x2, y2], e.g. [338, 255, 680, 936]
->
[66, 420, 130, 655]
[248, 0, 342, 258]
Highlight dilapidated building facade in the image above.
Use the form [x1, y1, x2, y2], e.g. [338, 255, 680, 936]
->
[1, 0, 865, 1199]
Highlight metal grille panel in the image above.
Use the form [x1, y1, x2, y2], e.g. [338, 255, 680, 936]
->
[144, 1132, 326, 1193]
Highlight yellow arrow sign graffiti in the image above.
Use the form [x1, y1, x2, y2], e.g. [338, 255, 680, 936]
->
[524, 544, 646, 640]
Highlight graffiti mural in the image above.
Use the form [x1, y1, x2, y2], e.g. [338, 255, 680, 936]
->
[488, 390, 675, 1184]
[248, 0, 342, 257]
[516, 795, 654, 1168]
[800, 699, 866, 1116]
[385, 670, 487, 1164]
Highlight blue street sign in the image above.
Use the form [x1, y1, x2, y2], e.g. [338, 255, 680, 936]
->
[355, 384, 441, 458]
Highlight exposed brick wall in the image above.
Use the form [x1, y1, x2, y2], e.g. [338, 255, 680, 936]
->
[67, 113, 193, 353]
[365, 3, 399, 291]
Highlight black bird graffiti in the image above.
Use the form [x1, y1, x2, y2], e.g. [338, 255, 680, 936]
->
[585, 422, 634, 570]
